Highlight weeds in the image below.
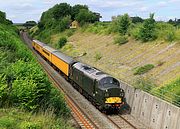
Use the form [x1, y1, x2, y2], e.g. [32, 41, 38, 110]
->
[94, 52, 102, 61]
[133, 64, 155, 75]
[114, 35, 128, 45]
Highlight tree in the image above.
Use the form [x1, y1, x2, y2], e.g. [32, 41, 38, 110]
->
[115, 14, 131, 35]
[52, 3, 71, 20]
[23, 21, 37, 27]
[75, 9, 97, 26]
[71, 4, 88, 20]
[0, 11, 13, 25]
[139, 13, 157, 42]
[131, 16, 144, 23]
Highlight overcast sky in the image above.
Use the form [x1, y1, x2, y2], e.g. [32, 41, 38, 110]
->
[0, 0, 180, 23]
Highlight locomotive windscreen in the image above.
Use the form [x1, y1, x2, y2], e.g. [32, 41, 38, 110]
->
[99, 77, 120, 88]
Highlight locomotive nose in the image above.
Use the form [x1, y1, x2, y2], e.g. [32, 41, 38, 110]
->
[104, 87, 125, 97]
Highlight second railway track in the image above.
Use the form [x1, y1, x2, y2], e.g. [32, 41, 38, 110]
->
[21, 32, 146, 129]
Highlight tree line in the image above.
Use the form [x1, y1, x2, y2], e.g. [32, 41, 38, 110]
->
[38, 3, 101, 32]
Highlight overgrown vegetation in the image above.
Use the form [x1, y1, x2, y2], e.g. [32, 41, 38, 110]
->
[114, 35, 128, 45]
[133, 64, 155, 75]
[0, 108, 74, 129]
[57, 37, 67, 48]
[34, 3, 100, 42]
[134, 77, 156, 92]
[138, 13, 157, 42]
[151, 78, 180, 106]
[0, 11, 72, 128]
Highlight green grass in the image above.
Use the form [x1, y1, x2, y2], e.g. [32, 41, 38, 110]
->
[151, 78, 180, 106]
[114, 35, 129, 45]
[0, 108, 74, 129]
[133, 64, 155, 75]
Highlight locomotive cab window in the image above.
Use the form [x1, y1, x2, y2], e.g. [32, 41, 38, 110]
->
[99, 77, 119, 88]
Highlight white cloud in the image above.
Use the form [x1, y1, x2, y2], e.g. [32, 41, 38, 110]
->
[0, 0, 179, 22]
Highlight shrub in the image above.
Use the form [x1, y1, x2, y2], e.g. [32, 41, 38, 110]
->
[128, 23, 142, 40]
[134, 77, 156, 92]
[0, 116, 16, 128]
[165, 31, 176, 42]
[114, 35, 128, 45]
[110, 14, 131, 35]
[58, 37, 67, 48]
[0, 24, 70, 117]
[133, 64, 155, 75]
[138, 13, 157, 42]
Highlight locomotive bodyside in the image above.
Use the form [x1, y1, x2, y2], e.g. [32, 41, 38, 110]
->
[70, 62, 125, 110]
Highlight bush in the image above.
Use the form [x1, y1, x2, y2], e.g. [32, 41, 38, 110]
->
[0, 24, 70, 117]
[58, 37, 67, 48]
[110, 14, 131, 35]
[134, 77, 156, 92]
[165, 31, 176, 42]
[133, 64, 155, 75]
[114, 35, 128, 45]
[138, 13, 157, 42]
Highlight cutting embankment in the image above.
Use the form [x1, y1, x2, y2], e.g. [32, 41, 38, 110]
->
[31, 24, 180, 104]
[0, 20, 74, 129]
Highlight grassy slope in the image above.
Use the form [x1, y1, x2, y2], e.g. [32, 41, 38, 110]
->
[58, 31, 179, 86]
[0, 108, 74, 129]
[31, 25, 180, 103]
[0, 24, 75, 128]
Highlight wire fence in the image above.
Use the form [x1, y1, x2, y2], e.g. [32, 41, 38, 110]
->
[143, 86, 180, 107]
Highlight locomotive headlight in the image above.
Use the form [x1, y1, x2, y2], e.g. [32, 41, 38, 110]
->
[120, 92, 124, 97]
[105, 89, 108, 92]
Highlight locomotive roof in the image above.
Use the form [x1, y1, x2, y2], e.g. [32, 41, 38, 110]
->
[73, 62, 110, 81]
[33, 39, 46, 47]
[52, 51, 75, 64]
[43, 45, 57, 53]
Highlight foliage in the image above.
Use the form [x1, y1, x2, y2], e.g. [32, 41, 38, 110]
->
[75, 9, 97, 26]
[0, 108, 74, 129]
[128, 23, 142, 40]
[58, 37, 67, 48]
[23, 21, 37, 28]
[55, 16, 71, 32]
[134, 76, 156, 92]
[83, 22, 110, 34]
[0, 24, 70, 117]
[138, 13, 157, 42]
[0, 11, 13, 25]
[165, 31, 176, 42]
[71, 4, 88, 20]
[151, 78, 180, 106]
[94, 52, 102, 61]
[65, 29, 75, 37]
[114, 35, 128, 45]
[111, 14, 131, 35]
[131, 16, 144, 23]
[133, 64, 155, 75]
[52, 3, 71, 20]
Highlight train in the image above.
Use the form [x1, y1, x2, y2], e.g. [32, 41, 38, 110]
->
[32, 39, 125, 111]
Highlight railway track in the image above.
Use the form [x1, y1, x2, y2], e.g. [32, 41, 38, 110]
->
[21, 32, 146, 129]
[21, 32, 99, 129]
